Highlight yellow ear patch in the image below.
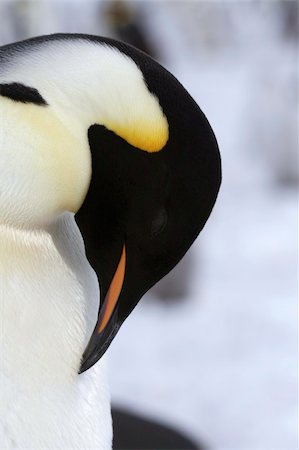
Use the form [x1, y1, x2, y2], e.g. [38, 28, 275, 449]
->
[106, 116, 169, 153]
[93, 63, 169, 153]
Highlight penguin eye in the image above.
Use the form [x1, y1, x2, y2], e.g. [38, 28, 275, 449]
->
[151, 208, 168, 237]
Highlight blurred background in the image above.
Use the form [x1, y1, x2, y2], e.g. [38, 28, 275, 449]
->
[0, 1, 297, 449]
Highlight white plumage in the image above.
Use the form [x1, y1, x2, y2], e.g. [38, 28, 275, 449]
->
[0, 214, 112, 448]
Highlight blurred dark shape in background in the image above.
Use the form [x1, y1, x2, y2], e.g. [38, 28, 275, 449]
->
[102, 0, 157, 58]
[278, 0, 298, 40]
[112, 407, 200, 450]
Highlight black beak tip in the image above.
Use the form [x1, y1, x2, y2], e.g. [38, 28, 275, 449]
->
[78, 313, 121, 374]
[78, 360, 90, 374]
[78, 341, 106, 374]
[79, 355, 97, 374]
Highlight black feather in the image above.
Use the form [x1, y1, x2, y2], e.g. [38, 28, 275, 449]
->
[0, 82, 47, 105]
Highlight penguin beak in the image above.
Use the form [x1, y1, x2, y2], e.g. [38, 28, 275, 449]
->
[79, 245, 126, 374]
[96, 245, 126, 335]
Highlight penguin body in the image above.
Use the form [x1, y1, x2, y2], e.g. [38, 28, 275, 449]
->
[0, 34, 221, 448]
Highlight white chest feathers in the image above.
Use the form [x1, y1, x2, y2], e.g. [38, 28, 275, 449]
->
[0, 214, 112, 449]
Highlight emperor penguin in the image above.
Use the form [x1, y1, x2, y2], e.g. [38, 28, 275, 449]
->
[0, 34, 221, 449]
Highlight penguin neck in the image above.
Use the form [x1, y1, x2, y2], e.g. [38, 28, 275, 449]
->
[0, 219, 81, 385]
[0, 215, 112, 448]
[0, 214, 99, 386]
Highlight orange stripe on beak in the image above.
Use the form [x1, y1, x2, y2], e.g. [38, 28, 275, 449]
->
[98, 245, 126, 334]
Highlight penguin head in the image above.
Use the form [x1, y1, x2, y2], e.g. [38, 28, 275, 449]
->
[0, 34, 221, 373]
